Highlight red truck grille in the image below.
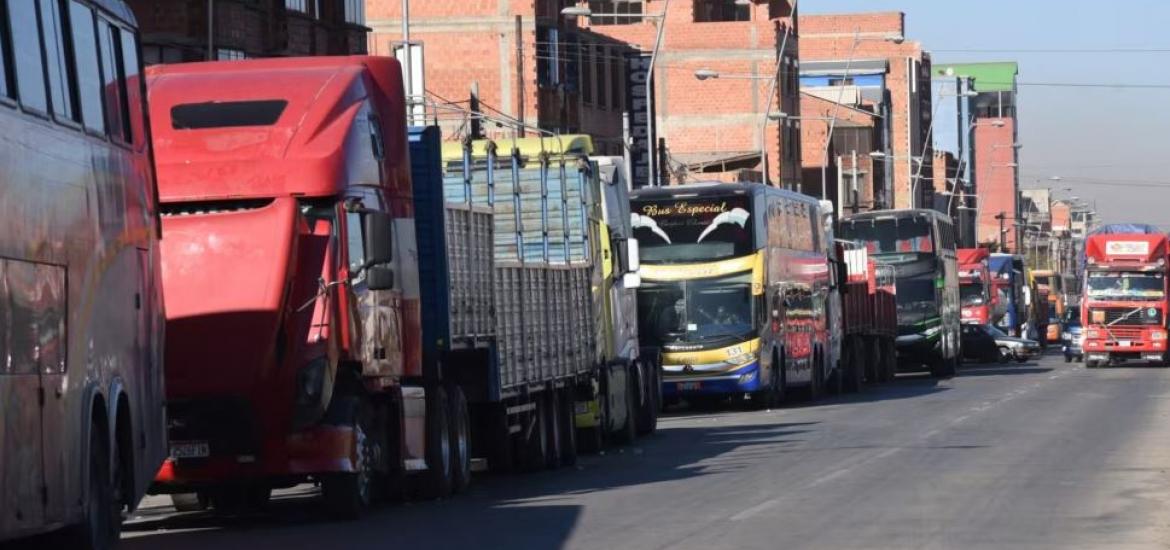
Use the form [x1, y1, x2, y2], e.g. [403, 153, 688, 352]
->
[1105, 327, 1143, 340]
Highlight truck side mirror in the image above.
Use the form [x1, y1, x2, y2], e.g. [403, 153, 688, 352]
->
[363, 212, 394, 267]
[367, 264, 395, 291]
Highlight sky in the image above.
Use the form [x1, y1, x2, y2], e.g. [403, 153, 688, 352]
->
[803, 0, 1170, 229]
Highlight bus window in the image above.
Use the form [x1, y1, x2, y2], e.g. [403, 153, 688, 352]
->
[68, 1, 104, 133]
[119, 27, 141, 144]
[9, 1, 48, 112]
[97, 18, 129, 142]
[39, 0, 75, 122]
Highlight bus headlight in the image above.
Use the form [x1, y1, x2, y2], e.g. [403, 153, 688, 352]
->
[728, 352, 756, 366]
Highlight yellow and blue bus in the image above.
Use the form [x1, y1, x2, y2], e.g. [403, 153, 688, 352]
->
[631, 182, 837, 406]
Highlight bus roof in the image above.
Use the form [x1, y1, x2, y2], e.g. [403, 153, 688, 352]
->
[841, 208, 954, 223]
[630, 181, 821, 205]
[440, 134, 594, 162]
[148, 56, 407, 202]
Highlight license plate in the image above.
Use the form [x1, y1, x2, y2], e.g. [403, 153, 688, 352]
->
[1117, 341, 1132, 348]
[677, 382, 701, 391]
[170, 441, 210, 459]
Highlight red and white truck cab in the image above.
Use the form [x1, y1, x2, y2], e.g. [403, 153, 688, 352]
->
[1082, 229, 1170, 368]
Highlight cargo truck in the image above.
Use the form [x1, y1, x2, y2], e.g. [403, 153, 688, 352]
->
[989, 253, 1025, 336]
[147, 57, 655, 518]
[958, 248, 993, 325]
[1081, 224, 1170, 368]
[835, 242, 899, 387]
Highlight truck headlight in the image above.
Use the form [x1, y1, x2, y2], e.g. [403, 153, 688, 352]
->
[1153, 330, 1166, 341]
[1086, 329, 1100, 339]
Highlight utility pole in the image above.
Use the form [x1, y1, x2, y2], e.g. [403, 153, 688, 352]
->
[515, 15, 525, 137]
[402, 0, 412, 101]
[851, 149, 860, 214]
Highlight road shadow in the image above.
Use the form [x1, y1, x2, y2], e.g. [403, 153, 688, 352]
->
[119, 421, 817, 550]
[957, 365, 1054, 377]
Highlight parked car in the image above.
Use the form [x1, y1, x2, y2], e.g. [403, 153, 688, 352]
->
[987, 325, 1042, 363]
[961, 323, 1001, 363]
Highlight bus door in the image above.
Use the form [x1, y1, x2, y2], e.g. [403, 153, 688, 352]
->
[0, 259, 67, 530]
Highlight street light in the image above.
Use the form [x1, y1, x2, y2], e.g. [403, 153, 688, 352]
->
[563, 1, 671, 186]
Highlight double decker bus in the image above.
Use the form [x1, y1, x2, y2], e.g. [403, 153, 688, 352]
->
[839, 210, 960, 378]
[631, 183, 836, 407]
[0, 2, 165, 547]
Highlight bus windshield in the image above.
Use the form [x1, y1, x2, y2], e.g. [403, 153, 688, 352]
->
[632, 195, 754, 263]
[637, 273, 755, 347]
[841, 217, 934, 259]
[1086, 272, 1165, 300]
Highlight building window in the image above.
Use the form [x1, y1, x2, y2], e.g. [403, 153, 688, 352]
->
[828, 77, 854, 87]
[589, 1, 643, 26]
[285, 0, 308, 13]
[142, 45, 184, 65]
[344, 0, 365, 25]
[694, 0, 750, 23]
[216, 48, 246, 61]
[536, 27, 561, 89]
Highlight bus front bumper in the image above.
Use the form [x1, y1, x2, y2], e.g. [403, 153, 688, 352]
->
[662, 362, 761, 397]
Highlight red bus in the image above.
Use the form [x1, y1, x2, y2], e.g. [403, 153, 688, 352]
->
[0, 1, 166, 548]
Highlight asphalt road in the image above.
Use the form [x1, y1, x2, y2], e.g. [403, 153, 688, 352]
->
[122, 353, 1170, 549]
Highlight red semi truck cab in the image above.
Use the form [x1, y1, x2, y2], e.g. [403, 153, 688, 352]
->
[958, 248, 992, 325]
[1082, 232, 1170, 367]
[147, 56, 428, 513]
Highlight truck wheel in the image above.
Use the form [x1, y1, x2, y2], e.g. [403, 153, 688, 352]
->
[517, 396, 549, 471]
[1086, 359, 1099, 369]
[828, 350, 844, 396]
[322, 405, 375, 517]
[66, 421, 118, 550]
[446, 386, 472, 494]
[809, 348, 825, 400]
[543, 388, 563, 469]
[635, 360, 659, 435]
[884, 340, 898, 382]
[871, 340, 887, 383]
[417, 386, 454, 497]
[170, 492, 209, 512]
[558, 386, 578, 466]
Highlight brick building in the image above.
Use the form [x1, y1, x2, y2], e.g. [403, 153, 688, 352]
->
[942, 62, 1020, 252]
[367, 1, 636, 156]
[799, 11, 933, 210]
[799, 92, 884, 215]
[129, 1, 368, 65]
[367, 1, 801, 186]
[584, 0, 801, 186]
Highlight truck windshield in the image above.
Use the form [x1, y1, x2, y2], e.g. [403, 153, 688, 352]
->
[632, 195, 754, 264]
[637, 273, 755, 347]
[1086, 272, 1164, 300]
[961, 281, 986, 306]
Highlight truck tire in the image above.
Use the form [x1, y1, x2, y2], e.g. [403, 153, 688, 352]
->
[828, 349, 844, 396]
[635, 359, 659, 435]
[170, 492, 209, 512]
[809, 348, 825, 400]
[611, 365, 637, 446]
[66, 421, 118, 550]
[322, 403, 375, 517]
[446, 386, 472, 494]
[884, 340, 898, 381]
[558, 386, 578, 466]
[417, 387, 454, 499]
[543, 387, 563, 469]
[870, 339, 886, 383]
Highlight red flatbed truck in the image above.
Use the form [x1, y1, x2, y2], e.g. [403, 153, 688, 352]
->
[147, 57, 652, 516]
[1081, 226, 1170, 368]
[836, 242, 898, 387]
